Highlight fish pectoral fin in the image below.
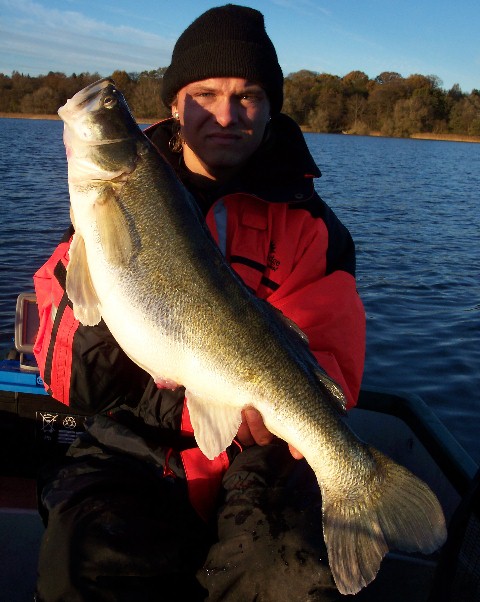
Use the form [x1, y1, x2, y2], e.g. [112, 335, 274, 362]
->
[66, 232, 102, 326]
[321, 446, 447, 595]
[95, 186, 134, 266]
[186, 391, 242, 460]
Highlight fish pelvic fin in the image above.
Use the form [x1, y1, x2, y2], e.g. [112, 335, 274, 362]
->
[95, 185, 133, 266]
[322, 446, 447, 595]
[66, 233, 102, 326]
[186, 391, 242, 460]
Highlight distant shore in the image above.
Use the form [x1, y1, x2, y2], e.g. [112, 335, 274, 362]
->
[0, 112, 61, 120]
[373, 130, 480, 144]
[300, 125, 480, 144]
[0, 112, 154, 125]
[2, 112, 479, 143]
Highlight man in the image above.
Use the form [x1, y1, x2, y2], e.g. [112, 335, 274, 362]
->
[34, 5, 365, 601]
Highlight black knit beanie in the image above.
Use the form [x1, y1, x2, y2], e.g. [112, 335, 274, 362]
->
[161, 4, 284, 115]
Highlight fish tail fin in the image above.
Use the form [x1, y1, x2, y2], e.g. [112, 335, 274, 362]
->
[322, 447, 447, 595]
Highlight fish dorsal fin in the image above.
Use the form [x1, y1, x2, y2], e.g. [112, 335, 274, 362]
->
[315, 369, 347, 415]
[66, 232, 102, 325]
[186, 390, 242, 460]
[273, 306, 309, 345]
[95, 185, 133, 266]
[272, 306, 346, 414]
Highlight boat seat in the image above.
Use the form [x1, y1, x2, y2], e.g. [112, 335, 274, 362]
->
[428, 467, 480, 601]
[14, 292, 40, 372]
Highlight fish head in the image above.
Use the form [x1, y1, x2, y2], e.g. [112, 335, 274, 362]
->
[58, 78, 146, 183]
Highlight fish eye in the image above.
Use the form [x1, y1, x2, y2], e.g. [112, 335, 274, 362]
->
[104, 95, 117, 109]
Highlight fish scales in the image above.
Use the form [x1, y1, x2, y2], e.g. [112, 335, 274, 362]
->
[58, 78, 447, 595]
[113, 153, 313, 403]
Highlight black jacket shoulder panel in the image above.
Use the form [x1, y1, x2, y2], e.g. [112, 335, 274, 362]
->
[322, 203, 356, 277]
[289, 193, 356, 277]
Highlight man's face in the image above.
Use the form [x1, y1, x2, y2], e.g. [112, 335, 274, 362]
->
[172, 77, 271, 181]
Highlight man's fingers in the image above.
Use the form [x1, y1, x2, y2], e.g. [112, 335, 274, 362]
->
[236, 408, 303, 459]
[236, 418, 255, 446]
[242, 408, 274, 446]
[243, 408, 274, 445]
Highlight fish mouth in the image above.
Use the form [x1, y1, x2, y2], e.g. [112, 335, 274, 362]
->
[58, 78, 114, 124]
[58, 77, 142, 181]
[58, 78, 137, 146]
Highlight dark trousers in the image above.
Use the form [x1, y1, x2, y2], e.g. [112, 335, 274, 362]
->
[36, 441, 340, 602]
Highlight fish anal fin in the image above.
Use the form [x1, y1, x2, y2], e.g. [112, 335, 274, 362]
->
[186, 391, 242, 460]
[95, 185, 133, 266]
[66, 233, 101, 326]
[321, 446, 447, 595]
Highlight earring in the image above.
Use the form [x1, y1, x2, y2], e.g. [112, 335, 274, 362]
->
[173, 111, 179, 120]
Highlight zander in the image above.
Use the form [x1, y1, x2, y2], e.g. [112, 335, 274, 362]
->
[58, 78, 446, 595]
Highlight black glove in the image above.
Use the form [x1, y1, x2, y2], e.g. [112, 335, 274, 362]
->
[198, 440, 341, 602]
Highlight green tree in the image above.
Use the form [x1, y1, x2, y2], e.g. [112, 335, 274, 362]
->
[367, 73, 407, 132]
[339, 71, 369, 132]
[449, 94, 480, 135]
[283, 70, 319, 125]
[307, 73, 346, 132]
[0, 73, 14, 111]
[131, 71, 169, 119]
[0, 66, 477, 139]
[109, 70, 134, 103]
[20, 85, 61, 114]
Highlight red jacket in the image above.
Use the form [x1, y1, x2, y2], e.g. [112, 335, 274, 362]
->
[33, 114, 365, 520]
[204, 192, 365, 408]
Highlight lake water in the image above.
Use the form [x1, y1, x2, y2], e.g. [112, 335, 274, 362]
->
[1, 118, 479, 464]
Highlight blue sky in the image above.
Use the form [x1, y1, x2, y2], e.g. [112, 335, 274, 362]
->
[0, 0, 478, 93]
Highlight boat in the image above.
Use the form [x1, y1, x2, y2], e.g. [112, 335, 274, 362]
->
[1, 294, 479, 601]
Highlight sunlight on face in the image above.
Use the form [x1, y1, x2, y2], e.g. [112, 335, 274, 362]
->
[172, 78, 271, 181]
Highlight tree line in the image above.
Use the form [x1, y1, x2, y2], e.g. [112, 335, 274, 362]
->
[0, 68, 479, 137]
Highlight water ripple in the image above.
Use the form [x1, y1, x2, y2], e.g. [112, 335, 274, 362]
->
[1, 121, 479, 462]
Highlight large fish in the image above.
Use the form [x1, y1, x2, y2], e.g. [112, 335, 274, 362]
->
[58, 78, 446, 595]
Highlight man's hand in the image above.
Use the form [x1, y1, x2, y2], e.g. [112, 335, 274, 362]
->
[236, 407, 303, 459]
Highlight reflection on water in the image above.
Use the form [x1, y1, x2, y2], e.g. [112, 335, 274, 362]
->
[1, 119, 479, 462]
